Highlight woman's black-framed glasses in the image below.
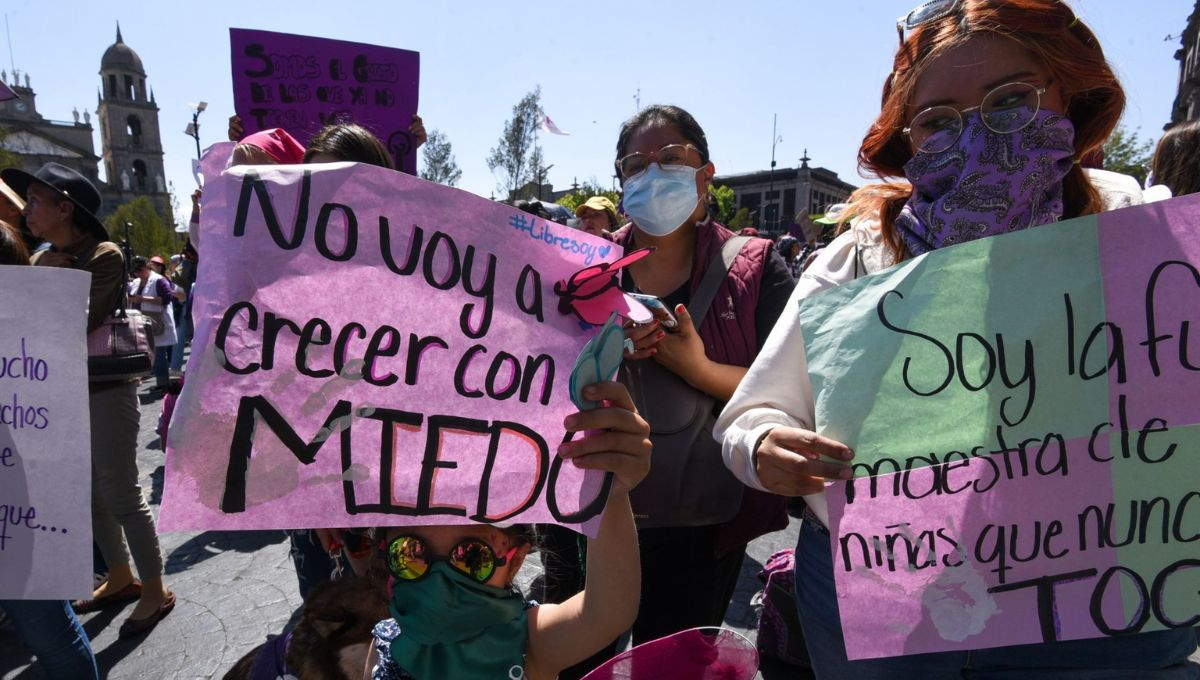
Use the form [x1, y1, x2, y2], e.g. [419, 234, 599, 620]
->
[902, 82, 1048, 154]
[381, 535, 516, 583]
[616, 143, 701, 180]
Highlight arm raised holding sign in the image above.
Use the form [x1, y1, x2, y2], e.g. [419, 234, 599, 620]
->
[362, 381, 651, 680]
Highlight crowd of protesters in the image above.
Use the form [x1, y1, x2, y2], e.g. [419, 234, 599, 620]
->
[2, 1, 1199, 678]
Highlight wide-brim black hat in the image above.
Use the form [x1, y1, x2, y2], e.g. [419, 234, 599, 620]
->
[1, 162, 108, 241]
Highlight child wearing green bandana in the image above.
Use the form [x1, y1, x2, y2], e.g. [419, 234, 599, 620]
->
[365, 380, 651, 680]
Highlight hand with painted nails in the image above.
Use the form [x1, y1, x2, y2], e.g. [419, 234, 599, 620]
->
[623, 318, 662, 360]
[754, 427, 855, 496]
[648, 304, 707, 383]
[558, 381, 651, 497]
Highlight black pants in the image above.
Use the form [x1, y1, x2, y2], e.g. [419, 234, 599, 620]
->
[539, 523, 746, 679]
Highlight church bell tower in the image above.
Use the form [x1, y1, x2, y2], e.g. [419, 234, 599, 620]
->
[96, 23, 170, 219]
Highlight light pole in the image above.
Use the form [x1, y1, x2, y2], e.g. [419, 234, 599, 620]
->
[184, 101, 207, 160]
[537, 164, 554, 201]
[766, 114, 783, 235]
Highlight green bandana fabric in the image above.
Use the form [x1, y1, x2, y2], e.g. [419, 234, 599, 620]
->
[388, 562, 529, 679]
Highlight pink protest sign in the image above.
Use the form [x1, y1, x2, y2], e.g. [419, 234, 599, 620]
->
[801, 194, 1200, 658]
[159, 160, 620, 534]
[230, 29, 419, 173]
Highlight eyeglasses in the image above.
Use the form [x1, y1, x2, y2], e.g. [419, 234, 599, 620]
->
[381, 535, 518, 584]
[616, 143, 701, 180]
[902, 82, 1048, 154]
[896, 0, 961, 45]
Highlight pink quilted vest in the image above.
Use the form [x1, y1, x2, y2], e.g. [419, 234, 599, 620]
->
[612, 220, 770, 368]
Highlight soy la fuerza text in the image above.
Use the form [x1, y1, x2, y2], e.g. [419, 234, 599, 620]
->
[876, 260, 1200, 427]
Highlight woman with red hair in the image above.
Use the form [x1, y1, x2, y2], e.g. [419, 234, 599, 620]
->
[717, 1, 1198, 676]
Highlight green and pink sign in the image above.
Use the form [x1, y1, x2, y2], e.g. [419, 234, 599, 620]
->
[799, 195, 1200, 658]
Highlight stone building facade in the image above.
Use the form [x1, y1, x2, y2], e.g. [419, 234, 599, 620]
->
[0, 26, 170, 221]
[714, 152, 857, 236]
[1170, 1, 1200, 126]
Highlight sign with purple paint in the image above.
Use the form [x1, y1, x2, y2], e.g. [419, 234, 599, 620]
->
[230, 29, 419, 173]
[0, 267, 92, 599]
[159, 157, 620, 536]
[797, 195, 1200, 658]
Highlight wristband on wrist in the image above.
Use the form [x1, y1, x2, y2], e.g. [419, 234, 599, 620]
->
[751, 428, 773, 471]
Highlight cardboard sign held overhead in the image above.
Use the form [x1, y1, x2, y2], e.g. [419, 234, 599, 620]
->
[230, 29, 420, 173]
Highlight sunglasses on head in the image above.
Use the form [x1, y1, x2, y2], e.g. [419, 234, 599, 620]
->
[381, 534, 518, 584]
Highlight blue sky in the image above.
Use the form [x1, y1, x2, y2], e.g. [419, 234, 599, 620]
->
[3, 0, 1193, 222]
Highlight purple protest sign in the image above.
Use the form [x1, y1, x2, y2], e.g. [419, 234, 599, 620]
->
[160, 158, 621, 535]
[230, 29, 419, 173]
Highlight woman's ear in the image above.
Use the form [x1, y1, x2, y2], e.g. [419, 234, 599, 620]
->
[59, 200, 76, 228]
[696, 162, 716, 195]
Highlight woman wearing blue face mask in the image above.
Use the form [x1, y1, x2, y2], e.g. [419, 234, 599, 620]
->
[542, 105, 795, 676]
[717, 1, 1199, 678]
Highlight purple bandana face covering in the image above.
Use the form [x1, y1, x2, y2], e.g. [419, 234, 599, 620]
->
[896, 109, 1076, 256]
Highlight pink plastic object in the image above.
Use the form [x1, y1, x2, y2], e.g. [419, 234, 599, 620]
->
[581, 627, 760, 680]
[555, 247, 655, 326]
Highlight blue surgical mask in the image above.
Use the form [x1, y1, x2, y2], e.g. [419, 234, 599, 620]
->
[622, 164, 702, 237]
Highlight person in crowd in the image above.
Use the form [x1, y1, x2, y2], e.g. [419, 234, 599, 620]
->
[364, 380, 650, 680]
[1149, 119, 1200, 199]
[776, 235, 803, 277]
[189, 126, 308, 251]
[716, 1, 1200, 676]
[128, 255, 178, 391]
[225, 381, 650, 680]
[0, 219, 29, 264]
[227, 114, 427, 166]
[574, 195, 621, 237]
[230, 126, 306, 166]
[303, 122, 395, 168]
[3, 163, 173, 640]
[541, 104, 794, 678]
[0, 178, 37, 251]
[168, 251, 195, 376]
[0, 218, 100, 679]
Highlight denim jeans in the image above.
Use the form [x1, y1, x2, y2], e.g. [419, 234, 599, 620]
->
[153, 345, 171, 387]
[793, 518, 1199, 679]
[0, 600, 98, 680]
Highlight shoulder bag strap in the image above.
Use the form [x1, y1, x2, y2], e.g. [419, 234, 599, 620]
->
[688, 235, 751, 328]
[73, 243, 131, 318]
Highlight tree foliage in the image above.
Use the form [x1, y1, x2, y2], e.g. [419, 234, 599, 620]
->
[1102, 125, 1153, 185]
[0, 127, 23, 172]
[709, 184, 737, 225]
[103, 197, 181, 260]
[728, 207, 753, 230]
[420, 129, 463, 187]
[486, 87, 544, 198]
[556, 182, 622, 214]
